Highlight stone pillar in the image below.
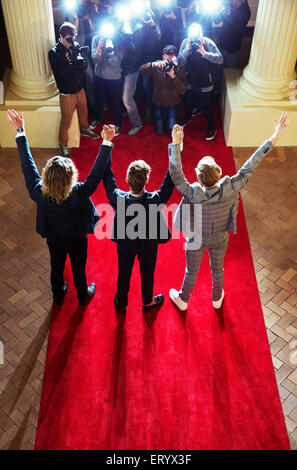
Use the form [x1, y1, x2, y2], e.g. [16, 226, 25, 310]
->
[1, 0, 58, 100]
[239, 0, 297, 101]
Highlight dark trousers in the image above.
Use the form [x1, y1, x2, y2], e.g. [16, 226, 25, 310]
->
[184, 89, 215, 130]
[154, 104, 181, 135]
[94, 75, 123, 127]
[47, 235, 88, 302]
[116, 244, 158, 307]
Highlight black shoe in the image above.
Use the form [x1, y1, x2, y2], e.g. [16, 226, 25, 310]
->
[114, 293, 126, 315]
[54, 281, 68, 306]
[205, 128, 217, 141]
[114, 125, 121, 136]
[59, 145, 71, 158]
[142, 294, 164, 313]
[80, 128, 100, 140]
[79, 283, 96, 306]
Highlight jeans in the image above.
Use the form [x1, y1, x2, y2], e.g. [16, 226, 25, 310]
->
[122, 71, 142, 127]
[184, 89, 215, 130]
[94, 75, 123, 128]
[154, 104, 181, 135]
[47, 234, 88, 302]
[116, 244, 158, 307]
[142, 73, 153, 108]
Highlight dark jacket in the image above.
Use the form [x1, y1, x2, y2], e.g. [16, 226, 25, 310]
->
[103, 157, 175, 253]
[178, 37, 223, 91]
[215, 1, 251, 53]
[16, 136, 112, 239]
[140, 62, 187, 106]
[48, 39, 86, 94]
[122, 15, 161, 74]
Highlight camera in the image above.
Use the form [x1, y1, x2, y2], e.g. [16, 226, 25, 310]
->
[66, 37, 89, 65]
[164, 57, 178, 74]
[143, 10, 153, 22]
[189, 39, 201, 52]
[105, 39, 115, 53]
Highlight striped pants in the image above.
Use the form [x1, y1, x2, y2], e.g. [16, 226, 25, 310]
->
[179, 234, 229, 303]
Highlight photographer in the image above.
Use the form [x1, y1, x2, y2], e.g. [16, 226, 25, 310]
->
[174, 0, 212, 47]
[48, 22, 99, 158]
[140, 45, 187, 135]
[214, 0, 251, 68]
[178, 23, 223, 141]
[90, 34, 124, 135]
[122, 2, 161, 136]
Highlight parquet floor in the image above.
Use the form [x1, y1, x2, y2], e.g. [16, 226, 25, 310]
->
[0, 143, 296, 450]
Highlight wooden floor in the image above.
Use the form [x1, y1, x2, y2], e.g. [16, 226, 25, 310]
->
[0, 143, 296, 450]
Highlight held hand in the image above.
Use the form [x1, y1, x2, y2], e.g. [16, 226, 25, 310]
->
[7, 109, 24, 130]
[172, 124, 184, 145]
[101, 124, 115, 142]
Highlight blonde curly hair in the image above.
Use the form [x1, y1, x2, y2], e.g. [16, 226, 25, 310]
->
[41, 156, 78, 205]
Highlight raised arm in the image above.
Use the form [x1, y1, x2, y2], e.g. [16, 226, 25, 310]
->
[83, 125, 115, 196]
[103, 156, 119, 210]
[169, 125, 204, 203]
[230, 113, 290, 192]
[7, 110, 41, 200]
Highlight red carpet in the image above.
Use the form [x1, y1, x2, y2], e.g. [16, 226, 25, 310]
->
[34, 111, 290, 450]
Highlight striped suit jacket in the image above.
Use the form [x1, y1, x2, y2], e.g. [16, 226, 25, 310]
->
[168, 140, 273, 249]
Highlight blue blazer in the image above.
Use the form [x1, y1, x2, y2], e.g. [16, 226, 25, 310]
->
[16, 136, 112, 239]
[103, 156, 175, 253]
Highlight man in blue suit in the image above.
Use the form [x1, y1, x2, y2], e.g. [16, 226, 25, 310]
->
[103, 148, 175, 315]
[7, 109, 115, 306]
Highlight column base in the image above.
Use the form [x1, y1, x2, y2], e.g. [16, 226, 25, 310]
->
[0, 69, 80, 148]
[221, 69, 297, 147]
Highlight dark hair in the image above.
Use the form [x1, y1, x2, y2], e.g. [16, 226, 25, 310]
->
[127, 160, 151, 194]
[162, 45, 177, 56]
[59, 22, 77, 38]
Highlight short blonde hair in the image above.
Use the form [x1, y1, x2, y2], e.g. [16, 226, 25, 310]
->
[41, 156, 78, 205]
[195, 156, 222, 188]
[127, 160, 151, 194]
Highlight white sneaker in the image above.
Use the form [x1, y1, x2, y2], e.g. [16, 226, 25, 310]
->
[169, 289, 187, 311]
[212, 289, 224, 309]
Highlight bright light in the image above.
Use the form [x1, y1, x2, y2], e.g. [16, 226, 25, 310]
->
[158, 0, 172, 8]
[115, 4, 131, 22]
[202, 0, 221, 13]
[131, 0, 145, 16]
[123, 22, 133, 35]
[65, 0, 77, 10]
[188, 23, 203, 39]
[100, 23, 115, 38]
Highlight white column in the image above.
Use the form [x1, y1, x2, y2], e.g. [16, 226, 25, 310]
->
[1, 0, 58, 100]
[239, 0, 297, 101]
